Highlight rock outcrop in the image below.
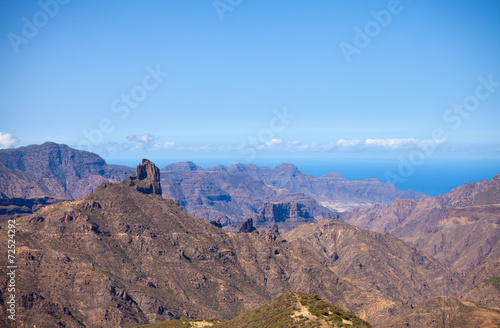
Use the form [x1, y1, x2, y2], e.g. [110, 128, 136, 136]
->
[130, 159, 162, 195]
[270, 223, 280, 235]
[238, 217, 257, 233]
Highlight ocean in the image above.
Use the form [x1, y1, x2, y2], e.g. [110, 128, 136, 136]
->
[108, 156, 500, 197]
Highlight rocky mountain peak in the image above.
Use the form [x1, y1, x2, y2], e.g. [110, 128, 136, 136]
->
[130, 159, 162, 195]
[321, 172, 344, 179]
[276, 163, 300, 172]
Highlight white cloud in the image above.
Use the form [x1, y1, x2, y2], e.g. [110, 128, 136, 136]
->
[258, 138, 282, 149]
[284, 141, 335, 152]
[365, 138, 416, 150]
[337, 139, 362, 149]
[332, 138, 446, 152]
[105, 136, 447, 155]
[127, 133, 155, 145]
[126, 133, 158, 150]
[163, 141, 176, 149]
[0, 133, 19, 149]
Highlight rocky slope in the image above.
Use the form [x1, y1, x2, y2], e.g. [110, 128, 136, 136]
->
[285, 219, 462, 322]
[0, 160, 458, 327]
[341, 174, 500, 275]
[379, 296, 500, 328]
[459, 258, 500, 307]
[0, 142, 134, 200]
[134, 292, 372, 328]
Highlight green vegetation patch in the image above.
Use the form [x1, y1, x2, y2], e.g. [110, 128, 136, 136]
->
[135, 318, 223, 328]
[482, 276, 500, 285]
[134, 292, 372, 328]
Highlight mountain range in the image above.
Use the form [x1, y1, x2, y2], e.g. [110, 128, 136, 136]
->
[0, 142, 428, 231]
[0, 159, 466, 327]
[0, 142, 498, 327]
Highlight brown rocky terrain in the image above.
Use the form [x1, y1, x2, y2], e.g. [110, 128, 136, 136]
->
[341, 174, 500, 275]
[0, 142, 134, 200]
[459, 258, 500, 307]
[285, 219, 462, 322]
[0, 160, 459, 327]
[379, 296, 500, 328]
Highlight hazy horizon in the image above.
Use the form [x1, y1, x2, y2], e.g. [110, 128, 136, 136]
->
[1, 1, 499, 195]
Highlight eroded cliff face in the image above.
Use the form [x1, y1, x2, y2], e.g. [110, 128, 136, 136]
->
[251, 202, 315, 233]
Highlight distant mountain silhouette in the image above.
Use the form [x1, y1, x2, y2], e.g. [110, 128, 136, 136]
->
[0, 142, 133, 199]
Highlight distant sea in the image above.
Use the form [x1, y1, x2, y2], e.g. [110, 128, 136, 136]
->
[109, 157, 500, 197]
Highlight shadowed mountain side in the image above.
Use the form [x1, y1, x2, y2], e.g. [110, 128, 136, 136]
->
[0, 161, 458, 327]
[341, 174, 500, 275]
[134, 292, 372, 328]
[0, 196, 71, 222]
[0, 142, 134, 199]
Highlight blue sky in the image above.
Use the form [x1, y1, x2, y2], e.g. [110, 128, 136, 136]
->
[1, 0, 499, 193]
